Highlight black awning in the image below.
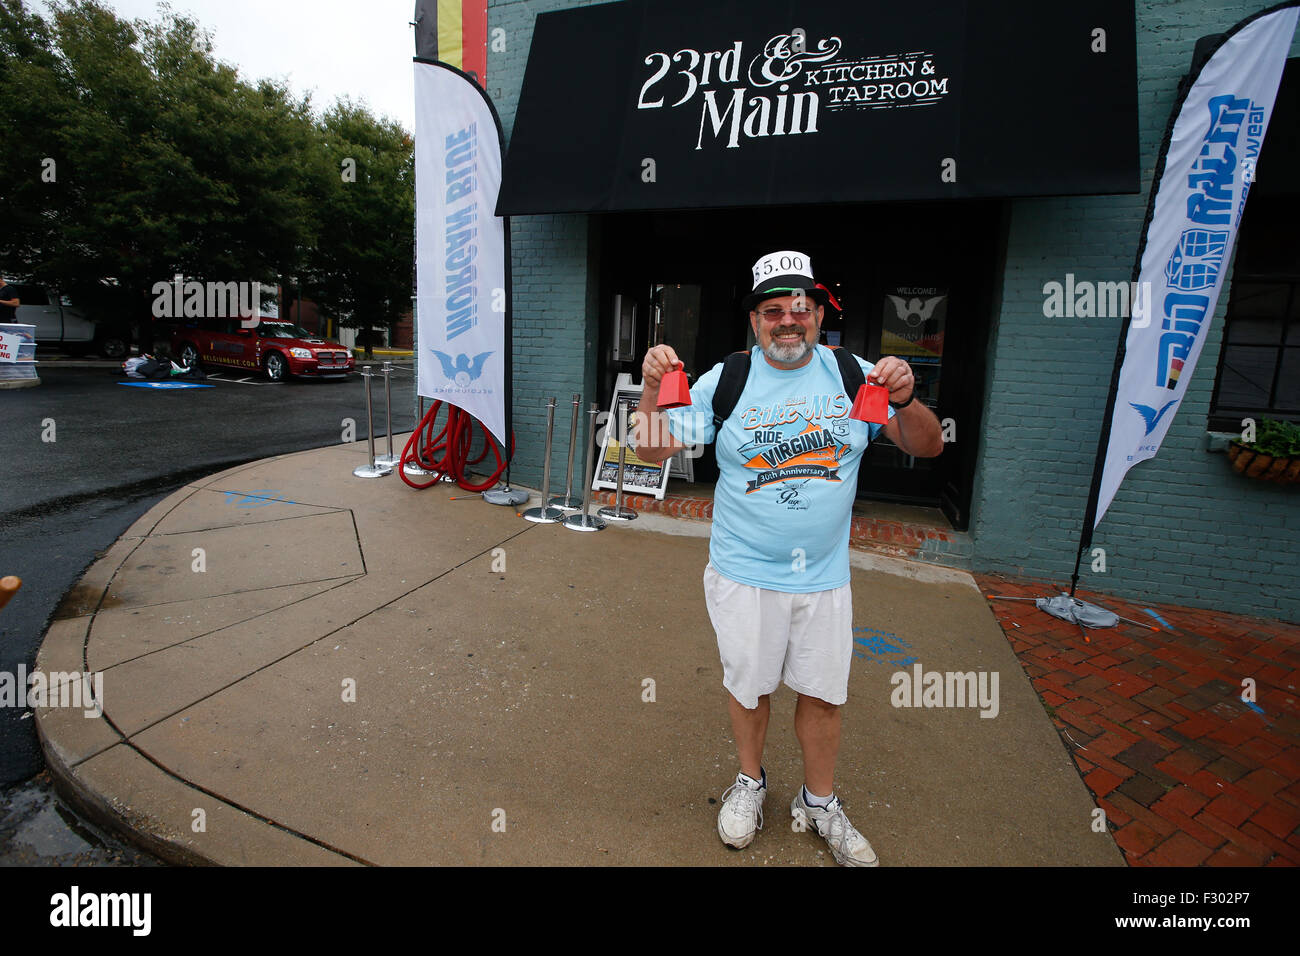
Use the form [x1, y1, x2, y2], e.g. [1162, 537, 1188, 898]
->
[496, 0, 1138, 216]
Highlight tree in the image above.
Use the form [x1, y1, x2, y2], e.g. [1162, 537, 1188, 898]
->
[305, 100, 414, 358]
[0, 1, 320, 331]
[0, 0, 80, 277]
[0, 1, 414, 356]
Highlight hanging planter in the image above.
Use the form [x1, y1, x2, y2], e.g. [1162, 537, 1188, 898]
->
[1227, 419, 1300, 485]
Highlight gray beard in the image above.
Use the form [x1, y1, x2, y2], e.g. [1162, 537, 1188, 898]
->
[763, 336, 813, 365]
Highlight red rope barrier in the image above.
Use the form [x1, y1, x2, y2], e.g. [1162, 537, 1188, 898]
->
[398, 400, 513, 492]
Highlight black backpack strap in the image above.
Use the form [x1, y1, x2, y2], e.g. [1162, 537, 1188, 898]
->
[830, 345, 866, 396]
[711, 350, 752, 431]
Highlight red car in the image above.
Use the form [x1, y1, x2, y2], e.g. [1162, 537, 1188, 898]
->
[172, 318, 354, 382]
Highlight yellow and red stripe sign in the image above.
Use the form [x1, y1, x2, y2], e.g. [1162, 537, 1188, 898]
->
[434, 0, 488, 84]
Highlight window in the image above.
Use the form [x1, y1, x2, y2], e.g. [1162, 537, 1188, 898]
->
[1210, 280, 1298, 426]
[1208, 58, 1299, 431]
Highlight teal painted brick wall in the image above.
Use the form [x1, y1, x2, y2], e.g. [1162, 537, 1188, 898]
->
[487, 0, 607, 488]
[969, 0, 1300, 622]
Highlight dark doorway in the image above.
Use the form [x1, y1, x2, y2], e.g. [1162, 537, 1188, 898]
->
[594, 200, 1004, 530]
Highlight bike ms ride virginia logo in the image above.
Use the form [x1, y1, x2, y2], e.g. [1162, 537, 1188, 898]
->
[734, 393, 854, 503]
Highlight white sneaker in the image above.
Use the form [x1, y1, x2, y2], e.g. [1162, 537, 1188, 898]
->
[717, 771, 765, 849]
[791, 789, 879, 867]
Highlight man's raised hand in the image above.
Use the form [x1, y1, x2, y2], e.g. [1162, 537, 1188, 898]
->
[635, 344, 688, 461]
[867, 355, 915, 404]
[642, 344, 682, 392]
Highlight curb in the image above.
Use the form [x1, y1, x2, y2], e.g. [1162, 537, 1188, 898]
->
[33, 449, 365, 867]
[38, 725, 214, 867]
[29, 359, 121, 368]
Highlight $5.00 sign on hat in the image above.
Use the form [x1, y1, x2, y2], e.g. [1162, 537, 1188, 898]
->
[742, 251, 841, 312]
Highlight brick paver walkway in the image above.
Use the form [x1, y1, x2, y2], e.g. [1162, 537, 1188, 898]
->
[976, 574, 1300, 866]
[592, 489, 967, 562]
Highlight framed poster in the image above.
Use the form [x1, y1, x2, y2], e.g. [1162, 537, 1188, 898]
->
[593, 375, 673, 500]
[881, 286, 945, 405]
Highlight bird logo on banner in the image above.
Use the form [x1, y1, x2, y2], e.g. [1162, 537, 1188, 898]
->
[1130, 399, 1178, 436]
[432, 349, 492, 387]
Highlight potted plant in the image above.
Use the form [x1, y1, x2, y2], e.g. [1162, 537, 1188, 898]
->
[1227, 418, 1300, 484]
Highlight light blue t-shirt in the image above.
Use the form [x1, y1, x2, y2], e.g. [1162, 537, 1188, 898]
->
[666, 345, 893, 593]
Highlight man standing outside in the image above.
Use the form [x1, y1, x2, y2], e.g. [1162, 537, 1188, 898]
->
[634, 251, 944, 867]
[0, 276, 19, 323]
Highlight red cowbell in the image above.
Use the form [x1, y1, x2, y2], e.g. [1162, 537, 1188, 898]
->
[849, 383, 890, 424]
[658, 367, 691, 408]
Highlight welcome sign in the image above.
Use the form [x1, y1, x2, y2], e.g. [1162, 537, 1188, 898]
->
[497, 0, 1138, 215]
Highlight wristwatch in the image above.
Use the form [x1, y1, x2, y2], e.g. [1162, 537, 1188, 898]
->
[889, 391, 916, 410]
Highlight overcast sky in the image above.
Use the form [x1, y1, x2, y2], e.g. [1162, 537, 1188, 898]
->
[35, 0, 418, 132]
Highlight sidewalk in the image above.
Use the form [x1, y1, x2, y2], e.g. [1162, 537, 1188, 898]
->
[32, 438, 1293, 865]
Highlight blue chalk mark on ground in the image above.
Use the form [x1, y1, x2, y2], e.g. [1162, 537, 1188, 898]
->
[852, 626, 917, 666]
[118, 381, 213, 389]
[1142, 608, 1173, 629]
[223, 490, 295, 508]
[1242, 699, 1266, 716]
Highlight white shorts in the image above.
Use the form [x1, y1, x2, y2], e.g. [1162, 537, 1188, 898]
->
[702, 564, 854, 710]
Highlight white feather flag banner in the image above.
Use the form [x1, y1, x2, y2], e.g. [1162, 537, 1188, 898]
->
[415, 59, 509, 449]
[1094, 4, 1297, 528]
